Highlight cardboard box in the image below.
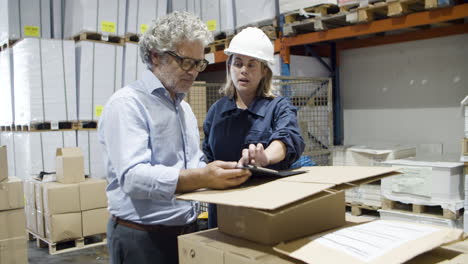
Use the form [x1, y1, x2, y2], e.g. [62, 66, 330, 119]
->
[24, 179, 36, 208]
[45, 212, 82, 243]
[37, 210, 45, 238]
[56, 147, 85, 184]
[0, 209, 26, 240]
[0, 177, 24, 211]
[79, 178, 108, 211]
[178, 228, 304, 264]
[34, 181, 43, 212]
[0, 145, 7, 181]
[82, 208, 109, 236]
[273, 220, 463, 264]
[0, 133, 15, 177]
[25, 205, 37, 234]
[178, 166, 400, 245]
[0, 236, 28, 264]
[218, 191, 345, 245]
[43, 182, 81, 215]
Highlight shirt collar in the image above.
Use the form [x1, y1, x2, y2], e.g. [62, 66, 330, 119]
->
[223, 97, 270, 118]
[141, 69, 186, 102]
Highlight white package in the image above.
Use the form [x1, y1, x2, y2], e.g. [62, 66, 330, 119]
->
[234, 0, 276, 29]
[64, 0, 127, 39]
[0, 49, 14, 126]
[13, 38, 77, 126]
[76, 41, 123, 120]
[51, 0, 64, 38]
[382, 159, 465, 212]
[13, 132, 42, 179]
[123, 42, 146, 86]
[171, 0, 201, 15]
[0, 0, 51, 44]
[0, 132, 16, 176]
[126, 0, 167, 35]
[77, 130, 105, 178]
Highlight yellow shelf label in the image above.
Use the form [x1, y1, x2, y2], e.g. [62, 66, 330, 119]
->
[140, 24, 148, 34]
[101, 21, 116, 33]
[206, 20, 217, 31]
[24, 26, 40, 37]
[95, 105, 104, 118]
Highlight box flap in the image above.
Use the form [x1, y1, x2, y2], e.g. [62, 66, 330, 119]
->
[56, 147, 82, 157]
[178, 167, 398, 210]
[274, 220, 463, 264]
[383, 159, 463, 168]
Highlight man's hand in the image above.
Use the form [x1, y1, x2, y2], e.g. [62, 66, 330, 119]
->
[177, 161, 251, 193]
[237, 143, 270, 168]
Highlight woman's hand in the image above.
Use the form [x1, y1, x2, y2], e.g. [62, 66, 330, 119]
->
[237, 143, 270, 167]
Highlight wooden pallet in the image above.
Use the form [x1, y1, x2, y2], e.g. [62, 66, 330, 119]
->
[382, 198, 462, 220]
[0, 125, 13, 132]
[14, 121, 76, 131]
[125, 33, 140, 43]
[236, 19, 279, 40]
[205, 37, 232, 54]
[284, 4, 341, 24]
[28, 231, 107, 255]
[72, 120, 98, 129]
[0, 39, 18, 51]
[73, 32, 125, 45]
[346, 202, 381, 216]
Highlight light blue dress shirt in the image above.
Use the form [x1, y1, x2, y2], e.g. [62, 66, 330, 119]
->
[98, 70, 205, 225]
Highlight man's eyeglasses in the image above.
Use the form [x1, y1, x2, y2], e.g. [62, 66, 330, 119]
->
[165, 51, 209, 72]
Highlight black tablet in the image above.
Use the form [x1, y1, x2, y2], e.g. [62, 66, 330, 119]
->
[238, 164, 307, 178]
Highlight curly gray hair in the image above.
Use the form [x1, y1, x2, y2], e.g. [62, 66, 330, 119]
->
[139, 11, 213, 69]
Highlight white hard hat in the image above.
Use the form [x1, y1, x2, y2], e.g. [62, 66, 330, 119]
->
[224, 27, 274, 71]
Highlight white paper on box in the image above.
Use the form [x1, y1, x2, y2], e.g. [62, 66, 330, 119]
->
[126, 0, 167, 35]
[391, 166, 432, 197]
[123, 42, 146, 86]
[0, 132, 15, 176]
[77, 41, 123, 120]
[234, 0, 276, 29]
[64, 0, 126, 38]
[0, 49, 14, 126]
[315, 220, 438, 262]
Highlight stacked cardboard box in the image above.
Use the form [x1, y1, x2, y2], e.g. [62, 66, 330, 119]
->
[0, 145, 27, 264]
[25, 148, 108, 243]
[76, 40, 123, 121]
[63, 0, 127, 39]
[0, 0, 52, 45]
[13, 38, 77, 126]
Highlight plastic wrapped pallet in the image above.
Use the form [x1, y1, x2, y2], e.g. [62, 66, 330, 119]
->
[0, 0, 51, 45]
[77, 130, 105, 179]
[126, 0, 167, 36]
[76, 41, 123, 121]
[51, 0, 64, 38]
[382, 159, 465, 213]
[0, 132, 16, 176]
[0, 49, 14, 126]
[123, 42, 146, 86]
[171, 0, 201, 15]
[13, 38, 77, 126]
[234, 0, 277, 29]
[13, 131, 76, 180]
[63, 0, 127, 39]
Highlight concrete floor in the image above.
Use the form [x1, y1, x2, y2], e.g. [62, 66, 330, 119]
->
[28, 240, 109, 264]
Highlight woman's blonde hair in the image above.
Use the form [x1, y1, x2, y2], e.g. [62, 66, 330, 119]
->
[220, 55, 276, 99]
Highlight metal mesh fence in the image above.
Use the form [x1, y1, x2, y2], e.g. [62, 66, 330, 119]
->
[188, 76, 333, 166]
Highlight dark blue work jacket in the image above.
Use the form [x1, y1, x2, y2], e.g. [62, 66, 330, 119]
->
[202, 96, 305, 170]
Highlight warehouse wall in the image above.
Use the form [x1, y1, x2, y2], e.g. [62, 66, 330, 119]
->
[341, 33, 468, 155]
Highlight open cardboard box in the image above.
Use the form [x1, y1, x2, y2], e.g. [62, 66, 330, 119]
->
[178, 166, 401, 245]
[273, 219, 463, 264]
